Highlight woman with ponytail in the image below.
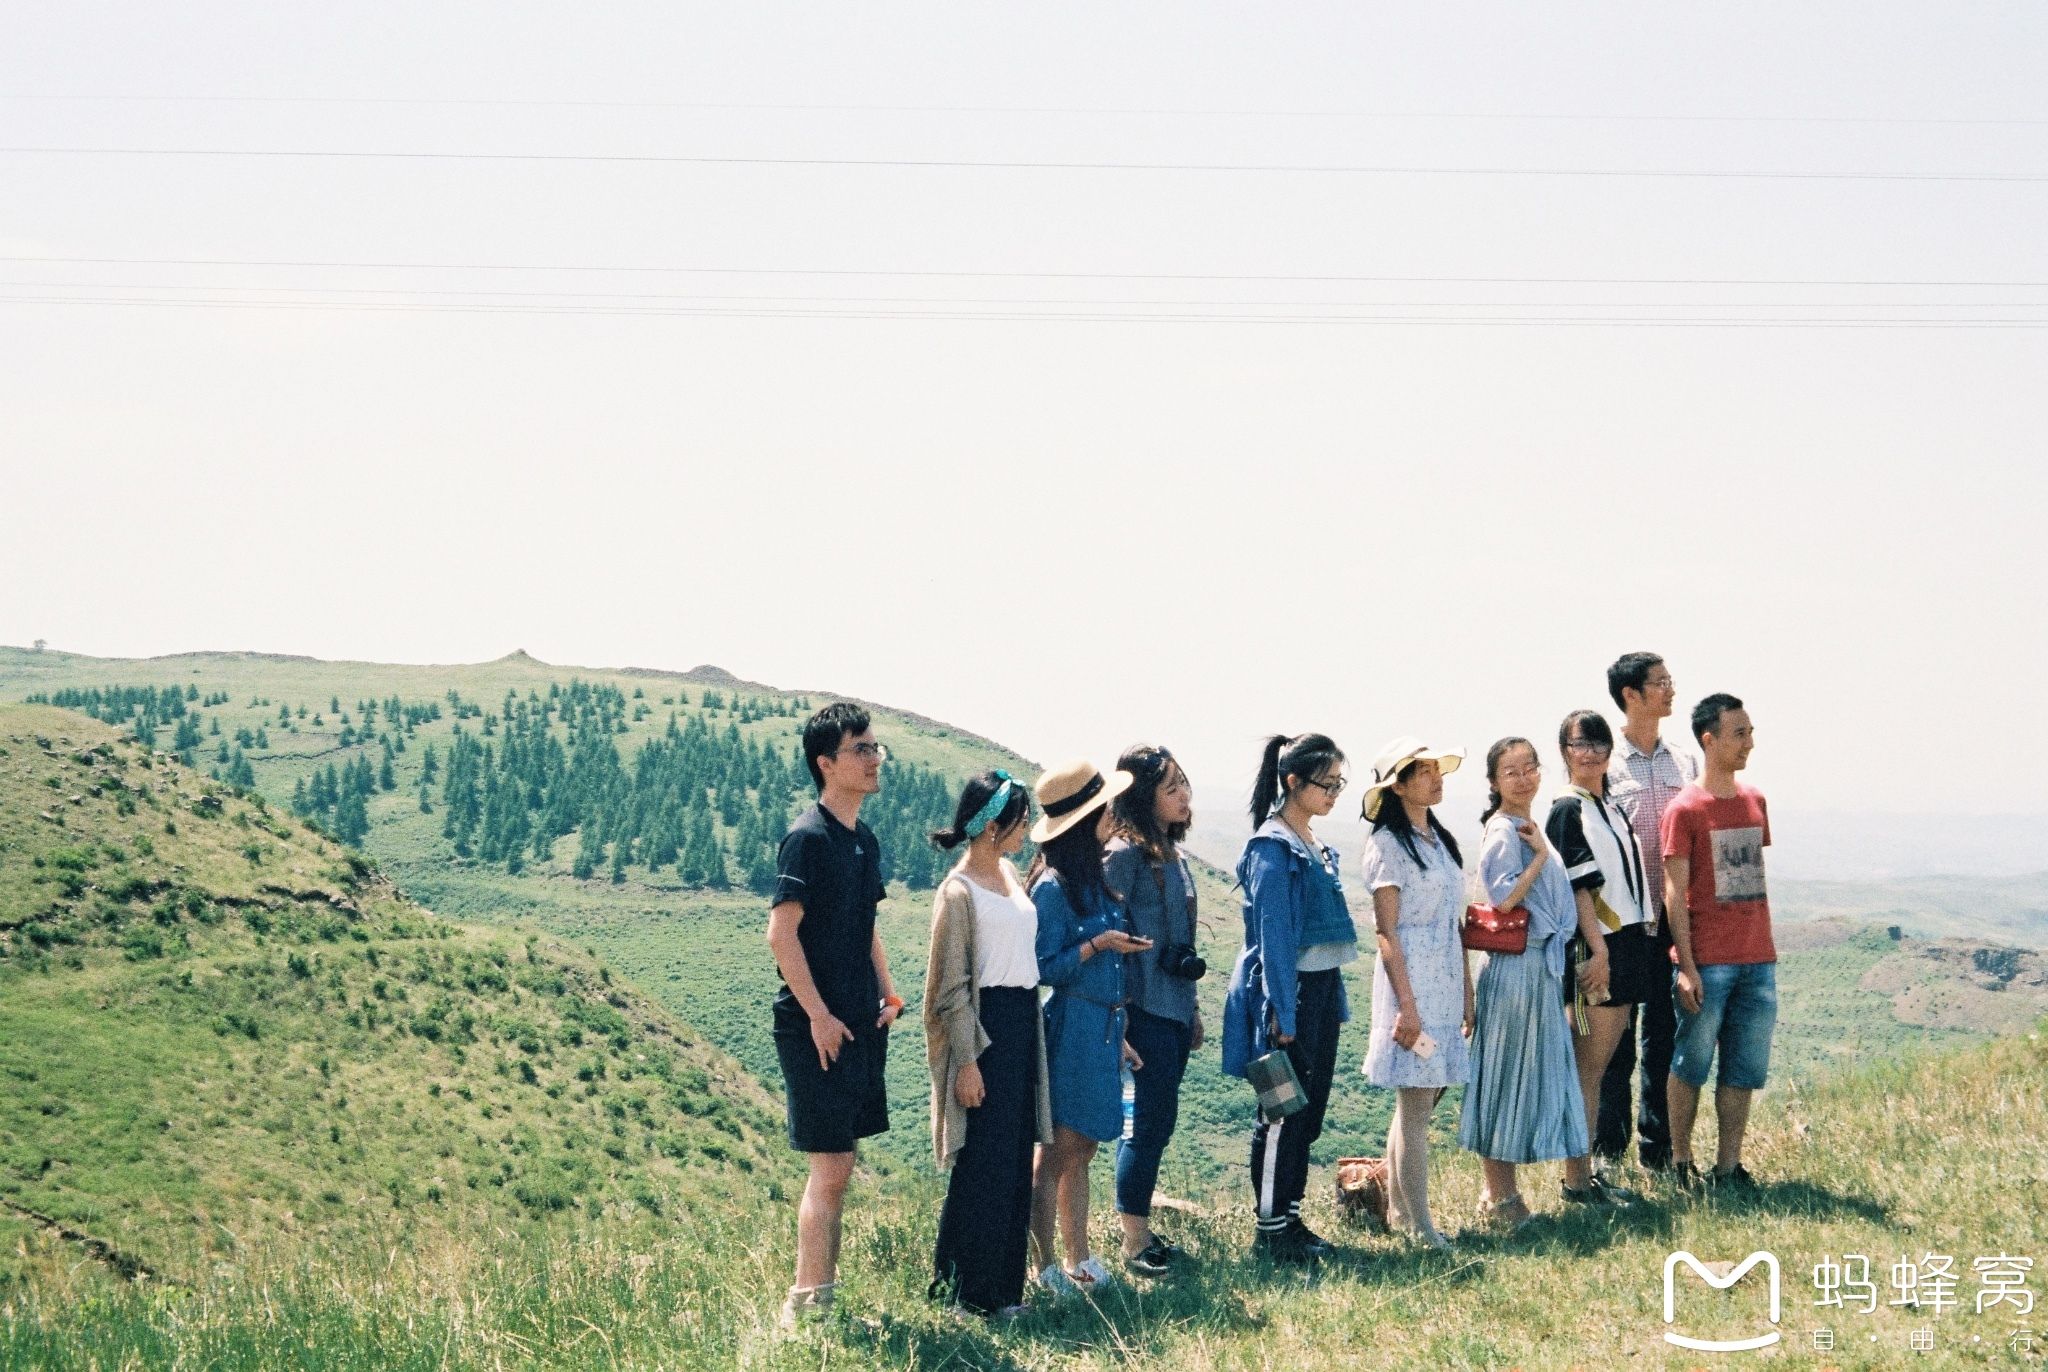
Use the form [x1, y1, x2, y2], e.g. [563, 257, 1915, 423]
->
[1358, 737, 1471, 1251]
[1220, 732, 1355, 1263]
[1458, 737, 1593, 1230]
[923, 770, 1054, 1317]
[1026, 760, 1147, 1294]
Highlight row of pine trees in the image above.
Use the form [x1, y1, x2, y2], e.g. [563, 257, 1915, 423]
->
[33, 678, 975, 892]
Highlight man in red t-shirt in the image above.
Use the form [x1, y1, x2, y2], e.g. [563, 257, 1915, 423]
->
[1660, 693, 1775, 1191]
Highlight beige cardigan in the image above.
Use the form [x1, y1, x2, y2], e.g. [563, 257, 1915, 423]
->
[922, 872, 1054, 1168]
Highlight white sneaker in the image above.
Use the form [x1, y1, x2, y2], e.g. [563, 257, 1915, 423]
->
[1035, 1263, 1079, 1296]
[1070, 1256, 1115, 1288]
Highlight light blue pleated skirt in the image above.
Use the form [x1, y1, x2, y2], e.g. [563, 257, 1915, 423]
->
[1457, 940, 1590, 1164]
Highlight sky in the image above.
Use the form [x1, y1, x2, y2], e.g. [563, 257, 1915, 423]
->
[3, 4, 2045, 855]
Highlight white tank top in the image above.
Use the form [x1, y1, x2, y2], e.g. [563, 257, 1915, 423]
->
[965, 873, 1041, 989]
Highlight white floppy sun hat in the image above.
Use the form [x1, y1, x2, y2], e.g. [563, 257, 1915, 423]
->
[1358, 736, 1465, 821]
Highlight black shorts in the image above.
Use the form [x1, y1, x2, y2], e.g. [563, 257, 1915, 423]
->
[774, 1020, 890, 1154]
[1591, 923, 1663, 1007]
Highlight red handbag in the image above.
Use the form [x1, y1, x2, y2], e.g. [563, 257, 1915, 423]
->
[1461, 903, 1529, 955]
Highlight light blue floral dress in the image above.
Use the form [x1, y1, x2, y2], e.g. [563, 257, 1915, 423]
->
[1361, 827, 1471, 1089]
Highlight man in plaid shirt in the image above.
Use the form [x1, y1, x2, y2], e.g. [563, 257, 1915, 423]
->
[1598, 652, 1700, 1170]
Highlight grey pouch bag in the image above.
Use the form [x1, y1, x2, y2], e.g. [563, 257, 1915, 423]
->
[1247, 1046, 1306, 1120]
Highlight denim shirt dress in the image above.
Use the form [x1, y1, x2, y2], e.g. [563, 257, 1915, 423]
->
[1033, 873, 1129, 1142]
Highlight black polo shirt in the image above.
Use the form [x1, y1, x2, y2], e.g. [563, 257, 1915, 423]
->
[771, 802, 885, 1032]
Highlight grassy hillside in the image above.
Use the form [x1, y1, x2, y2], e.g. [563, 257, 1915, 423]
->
[6, 994, 2041, 1368]
[0, 705, 795, 1287]
[0, 645, 2016, 1194]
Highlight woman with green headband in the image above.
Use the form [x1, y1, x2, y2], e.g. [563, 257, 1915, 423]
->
[922, 769, 1055, 1318]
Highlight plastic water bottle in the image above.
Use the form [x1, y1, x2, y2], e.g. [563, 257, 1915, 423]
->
[1121, 1064, 1136, 1142]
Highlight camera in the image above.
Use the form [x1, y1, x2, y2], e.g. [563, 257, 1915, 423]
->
[1157, 941, 1207, 981]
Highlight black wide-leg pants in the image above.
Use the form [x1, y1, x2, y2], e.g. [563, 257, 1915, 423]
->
[932, 985, 1039, 1313]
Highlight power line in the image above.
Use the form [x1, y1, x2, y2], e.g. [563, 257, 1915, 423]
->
[7, 256, 2047, 289]
[5, 92, 2045, 127]
[6, 292, 2045, 327]
[5, 145, 2046, 183]
[8, 280, 2047, 309]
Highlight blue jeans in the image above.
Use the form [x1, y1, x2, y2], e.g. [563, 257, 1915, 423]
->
[1670, 962, 1777, 1090]
[1115, 1008, 1192, 1218]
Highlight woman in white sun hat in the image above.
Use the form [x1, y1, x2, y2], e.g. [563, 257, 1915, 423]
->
[1359, 736, 1472, 1251]
[1024, 759, 1148, 1295]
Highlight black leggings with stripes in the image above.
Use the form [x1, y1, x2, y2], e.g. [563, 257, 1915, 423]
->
[1248, 968, 1343, 1222]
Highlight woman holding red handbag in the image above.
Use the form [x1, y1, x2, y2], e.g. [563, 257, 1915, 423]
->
[1457, 738, 1593, 1229]
[1359, 738, 1472, 1252]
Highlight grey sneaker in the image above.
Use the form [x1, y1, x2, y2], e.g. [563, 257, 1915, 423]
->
[1562, 1173, 1640, 1206]
[777, 1282, 834, 1331]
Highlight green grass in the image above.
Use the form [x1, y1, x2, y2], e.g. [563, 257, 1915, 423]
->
[6, 1024, 2042, 1368]
[3, 656, 2045, 1367]
[0, 705, 796, 1285]
[1, 645, 2006, 1195]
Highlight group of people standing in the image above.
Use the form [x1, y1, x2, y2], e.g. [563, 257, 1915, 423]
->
[763, 650, 1778, 1326]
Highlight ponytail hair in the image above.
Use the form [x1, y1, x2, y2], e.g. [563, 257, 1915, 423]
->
[1479, 736, 1534, 828]
[1248, 732, 1344, 827]
[930, 769, 1029, 851]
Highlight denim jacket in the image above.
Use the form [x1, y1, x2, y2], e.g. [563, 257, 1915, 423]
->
[1220, 817, 1355, 1079]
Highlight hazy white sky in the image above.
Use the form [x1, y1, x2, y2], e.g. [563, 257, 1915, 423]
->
[4, 4, 2045, 824]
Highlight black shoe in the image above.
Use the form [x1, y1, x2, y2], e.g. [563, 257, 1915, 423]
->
[1123, 1238, 1181, 1278]
[1252, 1226, 1320, 1265]
[1638, 1148, 1673, 1173]
[1287, 1217, 1336, 1257]
[1667, 1161, 1704, 1194]
[1708, 1164, 1758, 1191]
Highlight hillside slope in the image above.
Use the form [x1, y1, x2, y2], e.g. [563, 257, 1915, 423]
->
[5, 989, 2041, 1368]
[0, 645, 2012, 1192]
[0, 705, 794, 1285]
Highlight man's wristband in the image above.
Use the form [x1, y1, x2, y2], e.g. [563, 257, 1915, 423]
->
[881, 994, 904, 1011]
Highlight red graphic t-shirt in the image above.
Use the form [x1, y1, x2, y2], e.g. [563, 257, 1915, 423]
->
[1659, 783, 1774, 966]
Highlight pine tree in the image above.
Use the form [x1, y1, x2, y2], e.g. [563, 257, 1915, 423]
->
[334, 790, 369, 847]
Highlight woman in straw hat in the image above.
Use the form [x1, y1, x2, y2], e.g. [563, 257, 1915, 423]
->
[1358, 737, 1472, 1251]
[1458, 737, 1592, 1230]
[1025, 759, 1148, 1294]
[923, 770, 1054, 1319]
[1220, 732, 1356, 1264]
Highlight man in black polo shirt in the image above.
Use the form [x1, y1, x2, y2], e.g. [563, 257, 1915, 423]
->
[767, 702, 903, 1329]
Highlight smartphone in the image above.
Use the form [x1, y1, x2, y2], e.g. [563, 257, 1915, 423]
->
[1410, 1030, 1439, 1061]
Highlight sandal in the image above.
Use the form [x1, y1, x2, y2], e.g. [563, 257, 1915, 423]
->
[1477, 1193, 1535, 1232]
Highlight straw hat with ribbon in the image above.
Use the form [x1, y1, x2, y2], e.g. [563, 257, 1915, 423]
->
[1029, 759, 1135, 844]
[1358, 737, 1466, 821]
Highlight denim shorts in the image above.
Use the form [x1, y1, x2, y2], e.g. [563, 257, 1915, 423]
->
[1669, 961, 1777, 1090]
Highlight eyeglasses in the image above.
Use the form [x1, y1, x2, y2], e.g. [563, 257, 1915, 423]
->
[1564, 739, 1613, 757]
[1643, 676, 1675, 691]
[1303, 775, 1347, 797]
[1497, 764, 1542, 783]
[834, 742, 890, 761]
